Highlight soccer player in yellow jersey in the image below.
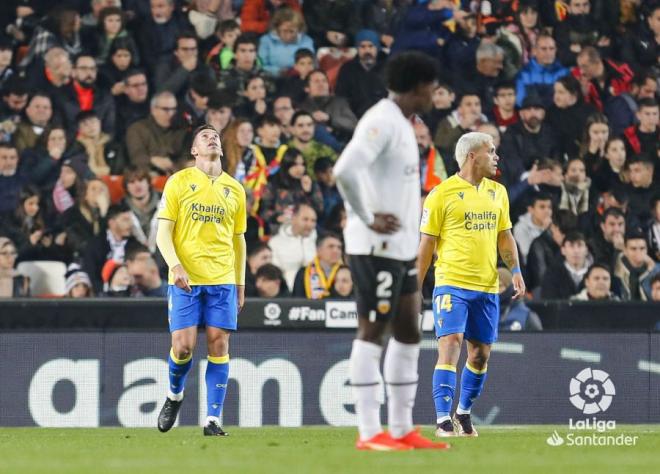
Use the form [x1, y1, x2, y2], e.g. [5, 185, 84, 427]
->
[417, 132, 525, 437]
[156, 124, 247, 437]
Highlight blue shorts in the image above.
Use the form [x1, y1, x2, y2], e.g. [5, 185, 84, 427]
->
[168, 284, 238, 332]
[432, 285, 499, 344]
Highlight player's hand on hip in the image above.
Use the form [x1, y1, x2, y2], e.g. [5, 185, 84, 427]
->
[369, 213, 401, 234]
[172, 264, 191, 292]
[236, 285, 245, 313]
[511, 273, 526, 300]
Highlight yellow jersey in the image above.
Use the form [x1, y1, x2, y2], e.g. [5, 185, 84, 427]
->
[158, 166, 247, 285]
[420, 175, 512, 294]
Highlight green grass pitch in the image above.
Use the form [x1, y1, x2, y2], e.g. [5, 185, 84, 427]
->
[1, 426, 659, 474]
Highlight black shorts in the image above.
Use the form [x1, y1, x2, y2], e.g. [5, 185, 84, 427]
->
[347, 254, 418, 321]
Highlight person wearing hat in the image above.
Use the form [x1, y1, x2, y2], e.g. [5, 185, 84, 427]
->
[335, 29, 388, 118]
[498, 93, 560, 188]
[65, 263, 93, 298]
[100, 259, 131, 297]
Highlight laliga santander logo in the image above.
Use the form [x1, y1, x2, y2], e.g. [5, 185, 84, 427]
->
[569, 368, 616, 414]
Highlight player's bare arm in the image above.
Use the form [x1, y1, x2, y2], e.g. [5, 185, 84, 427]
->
[497, 229, 525, 299]
[156, 218, 191, 292]
[416, 233, 437, 288]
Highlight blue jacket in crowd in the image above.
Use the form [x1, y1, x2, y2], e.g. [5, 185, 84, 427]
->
[515, 58, 569, 108]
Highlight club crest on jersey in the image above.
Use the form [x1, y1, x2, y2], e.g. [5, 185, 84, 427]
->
[458, 192, 464, 200]
[223, 187, 230, 198]
[377, 299, 391, 315]
[488, 190, 496, 201]
[190, 184, 197, 192]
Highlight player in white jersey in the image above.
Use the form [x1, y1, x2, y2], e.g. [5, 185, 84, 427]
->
[334, 52, 449, 451]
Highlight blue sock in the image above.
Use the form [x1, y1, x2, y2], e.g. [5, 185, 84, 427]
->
[206, 355, 230, 419]
[457, 363, 488, 414]
[432, 365, 456, 422]
[168, 348, 192, 396]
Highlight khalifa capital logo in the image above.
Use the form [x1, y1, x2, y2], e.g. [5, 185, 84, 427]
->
[569, 368, 616, 414]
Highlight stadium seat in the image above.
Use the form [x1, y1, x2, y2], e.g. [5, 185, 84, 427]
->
[16, 261, 67, 297]
[151, 175, 168, 193]
[101, 175, 125, 204]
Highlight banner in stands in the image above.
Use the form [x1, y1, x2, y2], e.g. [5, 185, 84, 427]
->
[1, 332, 659, 427]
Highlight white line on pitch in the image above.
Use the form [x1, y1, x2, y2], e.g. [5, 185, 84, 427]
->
[560, 348, 601, 363]
[638, 360, 660, 374]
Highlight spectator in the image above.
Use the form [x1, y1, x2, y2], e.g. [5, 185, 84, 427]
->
[155, 33, 215, 99]
[356, 0, 407, 51]
[186, 0, 222, 43]
[553, 0, 602, 67]
[81, 0, 122, 28]
[579, 112, 610, 174]
[335, 29, 388, 118]
[137, 0, 192, 73]
[129, 255, 167, 297]
[651, 274, 660, 302]
[300, 69, 358, 143]
[25, 47, 72, 97]
[217, 34, 274, 96]
[252, 263, 289, 298]
[179, 72, 218, 128]
[513, 192, 553, 264]
[0, 237, 30, 298]
[60, 177, 110, 257]
[572, 46, 633, 112]
[614, 231, 660, 301]
[623, 99, 659, 165]
[269, 202, 317, 289]
[20, 124, 72, 191]
[515, 33, 569, 108]
[233, 75, 270, 122]
[13, 93, 53, 154]
[545, 75, 597, 161]
[314, 156, 342, 228]
[331, 264, 353, 298]
[559, 158, 593, 217]
[52, 157, 91, 214]
[258, 6, 314, 77]
[648, 196, 660, 263]
[415, 120, 447, 194]
[422, 82, 454, 138]
[98, 37, 140, 96]
[0, 79, 29, 143]
[222, 117, 255, 179]
[59, 54, 116, 137]
[623, 155, 658, 225]
[240, 0, 302, 35]
[605, 72, 658, 136]
[302, 0, 354, 48]
[620, 4, 660, 74]
[499, 94, 559, 188]
[71, 110, 123, 176]
[592, 137, 626, 194]
[588, 207, 626, 270]
[570, 263, 619, 301]
[82, 203, 137, 293]
[434, 93, 486, 171]
[278, 49, 315, 105]
[114, 69, 150, 139]
[541, 231, 591, 299]
[508, 158, 564, 220]
[259, 147, 324, 234]
[288, 110, 337, 178]
[205, 19, 241, 75]
[89, 6, 140, 66]
[492, 81, 519, 133]
[0, 37, 14, 90]
[501, 0, 541, 68]
[245, 242, 272, 296]
[125, 91, 187, 174]
[292, 232, 343, 299]
[498, 267, 542, 331]
[272, 94, 296, 139]
[455, 41, 504, 115]
[526, 209, 577, 293]
[21, 7, 82, 68]
[202, 89, 233, 135]
[100, 259, 131, 297]
[64, 262, 93, 298]
[0, 144, 26, 216]
[122, 166, 159, 253]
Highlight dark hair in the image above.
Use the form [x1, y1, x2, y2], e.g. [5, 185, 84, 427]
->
[552, 209, 577, 233]
[125, 243, 150, 261]
[76, 109, 99, 124]
[313, 156, 334, 174]
[607, 185, 629, 205]
[0, 142, 17, 152]
[637, 98, 659, 110]
[244, 74, 265, 90]
[276, 148, 306, 188]
[256, 263, 284, 282]
[37, 123, 67, 150]
[293, 202, 315, 216]
[495, 81, 516, 94]
[190, 72, 217, 97]
[108, 36, 136, 58]
[192, 124, 219, 143]
[233, 33, 258, 53]
[254, 113, 280, 130]
[2, 77, 28, 97]
[529, 192, 553, 207]
[650, 272, 660, 288]
[99, 6, 125, 33]
[385, 51, 438, 93]
[123, 165, 151, 188]
[106, 203, 131, 221]
[123, 68, 147, 83]
[207, 89, 234, 110]
[26, 92, 52, 108]
[627, 154, 654, 167]
[291, 110, 313, 126]
[176, 31, 198, 48]
[16, 184, 44, 233]
[435, 82, 454, 94]
[632, 71, 656, 89]
[651, 193, 660, 210]
[294, 48, 314, 62]
[316, 231, 342, 248]
[537, 158, 562, 171]
[602, 207, 625, 222]
[218, 19, 239, 36]
[585, 263, 611, 279]
[248, 242, 271, 258]
[556, 75, 583, 102]
[624, 230, 647, 245]
[305, 69, 327, 87]
[562, 230, 586, 246]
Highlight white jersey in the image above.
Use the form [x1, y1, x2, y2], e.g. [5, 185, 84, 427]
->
[333, 98, 421, 260]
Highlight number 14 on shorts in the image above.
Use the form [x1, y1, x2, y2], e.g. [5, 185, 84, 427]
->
[435, 294, 452, 312]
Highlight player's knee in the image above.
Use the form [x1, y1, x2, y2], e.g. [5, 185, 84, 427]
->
[172, 345, 193, 360]
[468, 350, 490, 369]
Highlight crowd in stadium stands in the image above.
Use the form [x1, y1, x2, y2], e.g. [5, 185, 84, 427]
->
[0, 0, 658, 312]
